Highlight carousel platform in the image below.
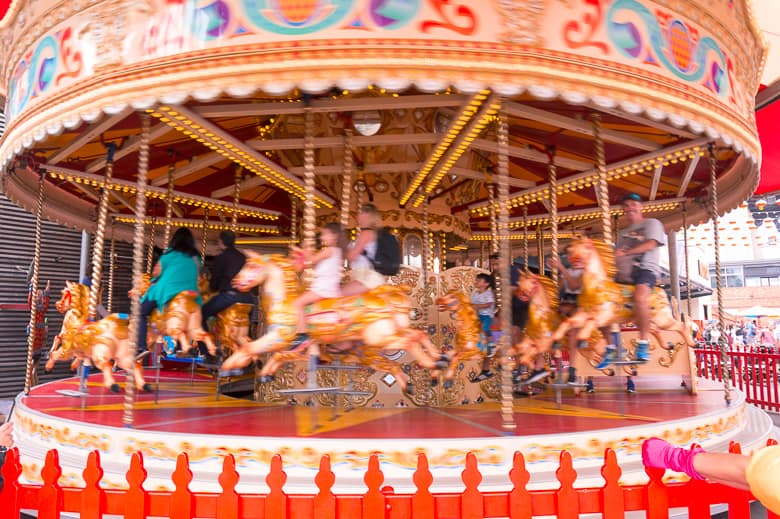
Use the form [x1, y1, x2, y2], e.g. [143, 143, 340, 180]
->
[11, 370, 776, 494]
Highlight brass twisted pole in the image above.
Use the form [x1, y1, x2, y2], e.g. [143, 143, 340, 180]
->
[709, 144, 731, 405]
[125, 113, 151, 427]
[146, 217, 157, 274]
[548, 146, 558, 290]
[488, 181, 502, 310]
[422, 197, 431, 325]
[591, 114, 612, 247]
[24, 171, 45, 394]
[163, 161, 175, 246]
[88, 143, 116, 321]
[232, 166, 242, 233]
[107, 223, 115, 313]
[522, 205, 529, 273]
[497, 103, 515, 430]
[290, 196, 298, 244]
[302, 106, 316, 287]
[340, 130, 354, 229]
[682, 204, 692, 317]
[201, 208, 209, 264]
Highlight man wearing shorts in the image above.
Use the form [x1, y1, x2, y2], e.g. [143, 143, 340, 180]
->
[613, 192, 666, 362]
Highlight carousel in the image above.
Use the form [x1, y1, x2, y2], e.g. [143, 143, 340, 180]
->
[0, 0, 774, 495]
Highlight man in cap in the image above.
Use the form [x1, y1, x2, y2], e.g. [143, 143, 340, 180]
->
[598, 192, 666, 368]
[201, 231, 254, 332]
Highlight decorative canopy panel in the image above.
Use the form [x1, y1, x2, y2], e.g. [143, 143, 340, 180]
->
[0, 0, 767, 247]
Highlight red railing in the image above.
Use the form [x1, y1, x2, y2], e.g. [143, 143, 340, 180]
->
[1, 441, 778, 519]
[695, 346, 780, 412]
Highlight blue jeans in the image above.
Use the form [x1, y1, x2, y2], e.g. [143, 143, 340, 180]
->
[201, 291, 254, 330]
[138, 299, 158, 354]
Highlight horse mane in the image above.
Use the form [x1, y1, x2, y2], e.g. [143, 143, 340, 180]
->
[589, 239, 617, 280]
[536, 275, 559, 313]
[267, 254, 301, 298]
[71, 283, 90, 317]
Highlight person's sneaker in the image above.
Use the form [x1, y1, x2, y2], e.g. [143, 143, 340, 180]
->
[595, 346, 617, 370]
[567, 367, 577, 384]
[586, 378, 595, 393]
[472, 370, 494, 382]
[633, 340, 651, 362]
[525, 369, 550, 384]
[626, 377, 636, 393]
[287, 333, 311, 350]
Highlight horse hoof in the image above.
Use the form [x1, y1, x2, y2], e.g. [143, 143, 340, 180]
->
[142, 383, 152, 393]
[219, 369, 244, 378]
[443, 380, 453, 390]
[430, 378, 439, 388]
[259, 375, 275, 384]
[110, 384, 121, 393]
[405, 384, 414, 396]
[434, 358, 450, 370]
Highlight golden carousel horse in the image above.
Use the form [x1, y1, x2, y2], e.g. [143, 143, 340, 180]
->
[511, 272, 561, 368]
[219, 252, 448, 391]
[199, 276, 252, 357]
[549, 238, 694, 355]
[434, 292, 482, 383]
[138, 274, 217, 356]
[46, 282, 150, 393]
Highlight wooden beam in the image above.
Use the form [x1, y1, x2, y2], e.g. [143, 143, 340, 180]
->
[48, 107, 134, 165]
[151, 153, 227, 187]
[471, 138, 591, 171]
[247, 133, 439, 151]
[85, 123, 172, 173]
[583, 104, 699, 139]
[449, 166, 534, 188]
[171, 105, 335, 206]
[677, 154, 701, 197]
[194, 94, 469, 118]
[504, 101, 662, 151]
[649, 164, 664, 200]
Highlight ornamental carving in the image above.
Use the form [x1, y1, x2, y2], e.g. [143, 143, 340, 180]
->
[496, 0, 547, 45]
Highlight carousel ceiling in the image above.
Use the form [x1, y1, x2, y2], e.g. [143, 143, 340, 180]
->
[0, 0, 767, 250]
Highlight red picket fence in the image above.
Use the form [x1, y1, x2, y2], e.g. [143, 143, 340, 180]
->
[1, 441, 778, 519]
[695, 346, 780, 412]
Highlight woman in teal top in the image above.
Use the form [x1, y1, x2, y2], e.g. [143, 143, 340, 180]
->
[138, 227, 202, 352]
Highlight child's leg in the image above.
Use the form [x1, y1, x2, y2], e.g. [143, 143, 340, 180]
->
[294, 291, 322, 333]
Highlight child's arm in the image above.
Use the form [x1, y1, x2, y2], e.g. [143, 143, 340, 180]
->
[308, 246, 336, 266]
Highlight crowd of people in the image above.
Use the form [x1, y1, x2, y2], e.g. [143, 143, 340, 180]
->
[700, 320, 780, 352]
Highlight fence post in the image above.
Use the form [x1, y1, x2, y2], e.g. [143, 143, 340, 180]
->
[363, 454, 386, 518]
[600, 449, 624, 519]
[461, 452, 484, 519]
[0, 448, 22, 518]
[171, 453, 194, 519]
[265, 454, 288, 519]
[125, 452, 149, 519]
[39, 449, 64, 519]
[217, 454, 240, 519]
[508, 452, 532, 519]
[645, 465, 670, 519]
[412, 453, 434, 519]
[555, 451, 578, 519]
[82, 451, 106, 519]
[313, 455, 336, 519]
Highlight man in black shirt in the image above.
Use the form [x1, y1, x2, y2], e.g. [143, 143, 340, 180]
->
[201, 231, 254, 331]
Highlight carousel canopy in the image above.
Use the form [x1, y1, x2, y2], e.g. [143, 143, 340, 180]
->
[0, 0, 768, 249]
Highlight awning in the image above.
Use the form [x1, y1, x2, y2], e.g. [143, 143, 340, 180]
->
[728, 305, 780, 317]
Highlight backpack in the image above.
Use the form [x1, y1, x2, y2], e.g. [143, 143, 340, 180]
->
[370, 227, 401, 276]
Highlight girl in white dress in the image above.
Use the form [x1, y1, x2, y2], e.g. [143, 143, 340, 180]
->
[289, 223, 344, 347]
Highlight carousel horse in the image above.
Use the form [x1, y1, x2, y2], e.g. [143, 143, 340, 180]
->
[550, 238, 694, 354]
[46, 281, 149, 393]
[434, 292, 482, 382]
[199, 276, 252, 357]
[219, 252, 448, 391]
[511, 272, 561, 368]
[137, 273, 217, 356]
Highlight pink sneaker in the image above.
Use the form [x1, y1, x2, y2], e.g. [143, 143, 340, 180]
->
[642, 437, 706, 480]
